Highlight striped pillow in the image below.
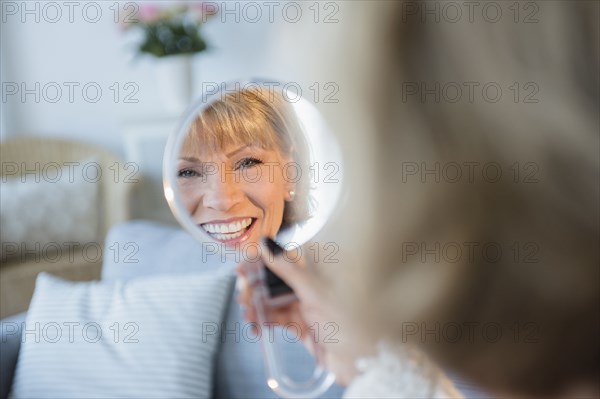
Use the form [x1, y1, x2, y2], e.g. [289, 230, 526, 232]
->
[11, 271, 234, 398]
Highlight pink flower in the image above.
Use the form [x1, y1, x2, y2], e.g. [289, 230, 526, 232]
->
[138, 4, 162, 23]
[190, 2, 219, 22]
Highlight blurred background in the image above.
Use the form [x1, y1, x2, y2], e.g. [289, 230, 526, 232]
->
[1, 0, 355, 318]
[1, 1, 597, 398]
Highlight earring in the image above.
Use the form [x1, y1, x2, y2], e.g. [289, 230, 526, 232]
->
[288, 190, 296, 200]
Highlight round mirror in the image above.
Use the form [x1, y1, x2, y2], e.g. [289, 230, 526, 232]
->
[163, 79, 343, 253]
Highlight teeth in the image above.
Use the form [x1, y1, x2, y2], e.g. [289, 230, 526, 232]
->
[202, 218, 253, 236]
[212, 230, 244, 241]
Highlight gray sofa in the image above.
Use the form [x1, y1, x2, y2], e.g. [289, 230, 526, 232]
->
[0, 221, 344, 399]
[0, 137, 133, 319]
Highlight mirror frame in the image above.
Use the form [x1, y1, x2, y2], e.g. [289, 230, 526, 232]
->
[163, 78, 345, 249]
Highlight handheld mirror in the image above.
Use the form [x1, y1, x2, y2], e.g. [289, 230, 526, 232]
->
[163, 79, 343, 398]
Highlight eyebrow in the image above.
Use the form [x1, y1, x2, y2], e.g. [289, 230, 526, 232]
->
[226, 144, 252, 157]
[178, 145, 255, 163]
[178, 156, 201, 163]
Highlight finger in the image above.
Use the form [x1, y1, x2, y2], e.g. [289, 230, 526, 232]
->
[235, 262, 246, 276]
[244, 304, 258, 324]
[240, 286, 252, 307]
[243, 301, 300, 327]
[235, 273, 248, 294]
[235, 255, 263, 295]
[271, 307, 303, 329]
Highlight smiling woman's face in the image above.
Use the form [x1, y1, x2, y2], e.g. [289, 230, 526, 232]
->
[177, 143, 293, 247]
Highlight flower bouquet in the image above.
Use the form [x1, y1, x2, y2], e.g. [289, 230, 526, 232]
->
[122, 3, 218, 58]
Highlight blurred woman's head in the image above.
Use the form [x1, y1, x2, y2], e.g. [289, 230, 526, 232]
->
[339, 1, 598, 397]
[177, 86, 311, 247]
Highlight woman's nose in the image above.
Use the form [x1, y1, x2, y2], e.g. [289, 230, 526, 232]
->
[202, 174, 242, 212]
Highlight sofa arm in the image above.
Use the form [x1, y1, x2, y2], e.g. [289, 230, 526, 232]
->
[0, 312, 25, 399]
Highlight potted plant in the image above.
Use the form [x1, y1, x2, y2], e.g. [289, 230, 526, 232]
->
[122, 2, 218, 113]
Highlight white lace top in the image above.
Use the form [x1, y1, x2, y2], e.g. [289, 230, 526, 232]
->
[343, 342, 464, 398]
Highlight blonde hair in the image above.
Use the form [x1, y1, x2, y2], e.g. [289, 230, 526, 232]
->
[340, 1, 598, 396]
[183, 86, 312, 228]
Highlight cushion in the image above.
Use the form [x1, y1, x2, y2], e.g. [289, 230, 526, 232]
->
[0, 159, 99, 260]
[101, 220, 345, 398]
[10, 271, 234, 398]
[102, 220, 232, 281]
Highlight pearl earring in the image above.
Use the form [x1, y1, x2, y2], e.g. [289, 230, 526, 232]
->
[288, 190, 296, 200]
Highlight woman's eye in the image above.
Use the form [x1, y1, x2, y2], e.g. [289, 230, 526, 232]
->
[178, 168, 200, 178]
[235, 157, 263, 170]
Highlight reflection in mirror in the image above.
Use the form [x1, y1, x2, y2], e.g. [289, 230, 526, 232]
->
[164, 80, 343, 252]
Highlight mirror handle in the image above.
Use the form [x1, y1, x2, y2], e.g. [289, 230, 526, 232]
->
[252, 280, 336, 398]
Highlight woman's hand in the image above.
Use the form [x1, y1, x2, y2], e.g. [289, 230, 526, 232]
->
[235, 239, 360, 386]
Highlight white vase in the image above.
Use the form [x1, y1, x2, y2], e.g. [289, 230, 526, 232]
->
[154, 55, 194, 115]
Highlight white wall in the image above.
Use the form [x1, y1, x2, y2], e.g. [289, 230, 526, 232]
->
[0, 0, 310, 156]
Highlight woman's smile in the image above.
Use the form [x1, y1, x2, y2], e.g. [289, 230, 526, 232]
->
[199, 217, 256, 244]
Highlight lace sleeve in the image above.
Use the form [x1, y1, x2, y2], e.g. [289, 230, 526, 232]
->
[343, 342, 464, 398]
